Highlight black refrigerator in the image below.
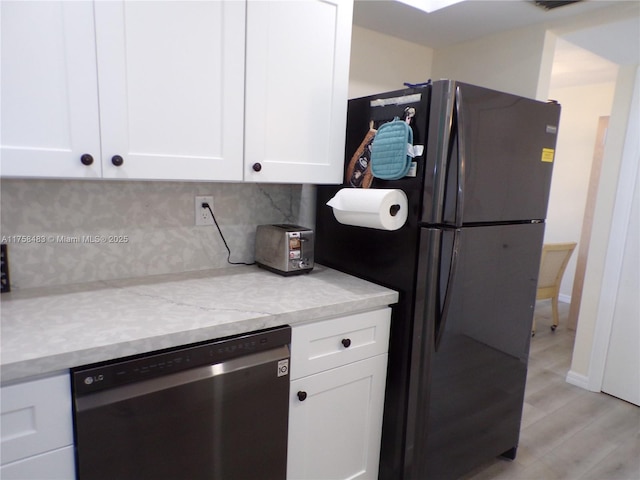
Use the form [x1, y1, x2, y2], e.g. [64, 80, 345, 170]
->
[315, 80, 561, 480]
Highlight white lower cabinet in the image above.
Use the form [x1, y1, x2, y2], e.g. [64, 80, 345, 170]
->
[0, 446, 75, 480]
[288, 355, 388, 480]
[288, 309, 391, 480]
[0, 373, 75, 480]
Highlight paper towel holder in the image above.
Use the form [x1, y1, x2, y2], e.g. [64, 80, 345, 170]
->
[326, 188, 408, 231]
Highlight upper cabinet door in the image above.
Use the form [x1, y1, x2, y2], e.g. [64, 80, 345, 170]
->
[94, 1, 245, 181]
[1, 1, 102, 178]
[244, 0, 353, 184]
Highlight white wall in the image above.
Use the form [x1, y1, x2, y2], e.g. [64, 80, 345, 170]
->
[349, 25, 433, 98]
[545, 81, 616, 299]
[430, 24, 550, 99]
[568, 65, 638, 380]
[600, 150, 639, 405]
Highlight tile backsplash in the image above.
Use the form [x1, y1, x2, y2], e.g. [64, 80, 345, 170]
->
[0, 179, 314, 290]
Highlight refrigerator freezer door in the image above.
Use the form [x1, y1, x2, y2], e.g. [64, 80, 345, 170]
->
[412, 222, 544, 479]
[423, 81, 561, 226]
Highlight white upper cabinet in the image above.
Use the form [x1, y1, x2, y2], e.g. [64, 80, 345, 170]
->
[2, 1, 245, 181]
[0, 1, 102, 178]
[94, 1, 245, 181]
[245, 0, 353, 184]
[1, 0, 352, 183]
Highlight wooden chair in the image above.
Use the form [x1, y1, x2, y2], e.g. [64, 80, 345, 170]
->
[532, 242, 577, 336]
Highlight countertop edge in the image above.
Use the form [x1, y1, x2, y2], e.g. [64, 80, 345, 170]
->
[1, 269, 398, 384]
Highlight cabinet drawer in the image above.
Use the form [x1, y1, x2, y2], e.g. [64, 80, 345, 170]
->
[1, 373, 73, 465]
[291, 308, 391, 379]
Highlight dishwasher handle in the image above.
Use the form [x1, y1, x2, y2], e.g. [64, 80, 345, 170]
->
[75, 345, 290, 412]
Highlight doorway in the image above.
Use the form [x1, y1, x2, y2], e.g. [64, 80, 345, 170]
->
[536, 38, 618, 360]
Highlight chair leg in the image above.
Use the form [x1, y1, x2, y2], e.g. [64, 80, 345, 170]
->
[551, 296, 559, 331]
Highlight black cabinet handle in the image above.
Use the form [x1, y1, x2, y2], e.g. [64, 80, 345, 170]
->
[341, 338, 351, 348]
[111, 155, 124, 167]
[80, 154, 94, 166]
[297, 391, 307, 402]
[252, 162, 262, 172]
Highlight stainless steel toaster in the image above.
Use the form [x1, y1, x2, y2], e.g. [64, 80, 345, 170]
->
[255, 224, 314, 275]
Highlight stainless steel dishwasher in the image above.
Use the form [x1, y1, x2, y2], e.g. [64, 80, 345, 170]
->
[71, 326, 291, 480]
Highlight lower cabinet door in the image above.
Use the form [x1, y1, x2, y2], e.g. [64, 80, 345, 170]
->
[287, 354, 388, 480]
[0, 446, 75, 480]
[1, 373, 73, 465]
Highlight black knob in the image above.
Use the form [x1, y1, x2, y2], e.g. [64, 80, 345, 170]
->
[297, 391, 307, 401]
[341, 338, 352, 348]
[80, 154, 94, 166]
[111, 155, 124, 167]
[252, 162, 262, 172]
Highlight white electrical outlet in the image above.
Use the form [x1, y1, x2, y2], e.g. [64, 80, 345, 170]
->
[195, 196, 214, 226]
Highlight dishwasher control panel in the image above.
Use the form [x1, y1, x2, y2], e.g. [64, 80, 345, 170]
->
[72, 326, 291, 395]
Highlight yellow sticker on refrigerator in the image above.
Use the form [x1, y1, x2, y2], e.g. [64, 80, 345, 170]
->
[541, 148, 555, 163]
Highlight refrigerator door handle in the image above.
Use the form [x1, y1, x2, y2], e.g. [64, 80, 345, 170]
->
[431, 81, 457, 225]
[407, 227, 441, 470]
[434, 228, 461, 351]
[454, 85, 467, 228]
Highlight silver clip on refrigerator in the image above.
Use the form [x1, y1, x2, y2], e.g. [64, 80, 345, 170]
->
[315, 80, 561, 480]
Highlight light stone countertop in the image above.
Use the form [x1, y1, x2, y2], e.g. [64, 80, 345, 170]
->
[0, 265, 398, 384]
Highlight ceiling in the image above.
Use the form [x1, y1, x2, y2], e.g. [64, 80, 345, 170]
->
[353, 0, 639, 88]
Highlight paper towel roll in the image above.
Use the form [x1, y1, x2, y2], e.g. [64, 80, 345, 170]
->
[326, 188, 408, 231]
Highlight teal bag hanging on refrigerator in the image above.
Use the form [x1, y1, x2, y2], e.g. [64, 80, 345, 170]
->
[370, 117, 413, 180]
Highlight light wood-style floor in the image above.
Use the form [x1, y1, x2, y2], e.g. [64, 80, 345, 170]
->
[460, 300, 640, 480]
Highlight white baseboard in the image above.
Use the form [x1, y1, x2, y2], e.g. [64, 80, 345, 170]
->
[558, 293, 571, 304]
[565, 370, 595, 391]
